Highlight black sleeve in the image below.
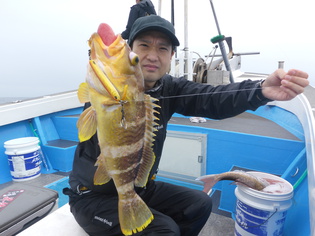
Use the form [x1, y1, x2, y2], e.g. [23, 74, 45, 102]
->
[168, 78, 271, 119]
[121, 6, 140, 39]
[141, 5, 156, 15]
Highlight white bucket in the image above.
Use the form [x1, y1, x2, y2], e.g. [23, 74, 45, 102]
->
[234, 172, 293, 236]
[4, 137, 42, 182]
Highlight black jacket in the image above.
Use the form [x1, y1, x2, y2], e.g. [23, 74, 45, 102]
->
[69, 75, 270, 194]
[121, 0, 156, 40]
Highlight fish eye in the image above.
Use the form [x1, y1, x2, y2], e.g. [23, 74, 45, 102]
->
[129, 51, 139, 66]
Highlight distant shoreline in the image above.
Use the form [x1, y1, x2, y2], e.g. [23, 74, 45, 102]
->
[0, 97, 30, 105]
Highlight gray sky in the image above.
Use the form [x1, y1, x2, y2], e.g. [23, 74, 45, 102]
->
[0, 0, 314, 98]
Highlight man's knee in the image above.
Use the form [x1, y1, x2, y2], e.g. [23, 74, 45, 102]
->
[198, 191, 212, 220]
[138, 212, 180, 236]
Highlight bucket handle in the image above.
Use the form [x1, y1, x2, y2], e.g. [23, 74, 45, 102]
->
[237, 208, 278, 228]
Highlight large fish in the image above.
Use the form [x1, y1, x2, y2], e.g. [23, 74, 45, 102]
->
[77, 23, 158, 235]
[197, 170, 269, 194]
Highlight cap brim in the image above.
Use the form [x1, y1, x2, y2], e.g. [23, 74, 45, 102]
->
[129, 27, 179, 47]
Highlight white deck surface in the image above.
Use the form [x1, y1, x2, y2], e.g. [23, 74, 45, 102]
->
[16, 201, 235, 236]
[17, 204, 88, 236]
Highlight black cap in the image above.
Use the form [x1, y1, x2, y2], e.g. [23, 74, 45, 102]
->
[128, 15, 180, 47]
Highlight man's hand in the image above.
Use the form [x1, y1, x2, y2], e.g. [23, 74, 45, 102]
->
[262, 69, 309, 101]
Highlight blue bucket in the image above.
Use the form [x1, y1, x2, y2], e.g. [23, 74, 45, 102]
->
[4, 137, 42, 182]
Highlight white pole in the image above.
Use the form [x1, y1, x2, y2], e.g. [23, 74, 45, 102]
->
[158, 0, 162, 16]
[184, 0, 189, 79]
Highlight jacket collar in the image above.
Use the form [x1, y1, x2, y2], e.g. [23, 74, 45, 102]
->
[145, 77, 164, 94]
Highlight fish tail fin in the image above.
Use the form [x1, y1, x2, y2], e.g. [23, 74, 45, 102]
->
[119, 193, 153, 235]
[196, 174, 218, 194]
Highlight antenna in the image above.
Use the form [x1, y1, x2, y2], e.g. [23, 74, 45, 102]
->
[209, 0, 234, 83]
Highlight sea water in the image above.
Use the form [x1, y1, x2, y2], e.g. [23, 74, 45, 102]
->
[0, 97, 30, 105]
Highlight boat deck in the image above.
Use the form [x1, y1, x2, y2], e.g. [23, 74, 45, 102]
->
[5, 107, 290, 235]
[1, 85, 314, 235]
[0, 171, 235, 235]
[169, 112, 300, 141]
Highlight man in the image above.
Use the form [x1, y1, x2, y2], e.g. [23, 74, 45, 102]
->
[121, 0, 156, 40]
[66, 15, 309, 236]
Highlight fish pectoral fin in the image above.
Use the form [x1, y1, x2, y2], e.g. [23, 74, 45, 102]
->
[77, 106, 97, 142]
[77, 82, 90, 103]
[94, 155, 111, 185]
[134, 95, 158, 187]
[119, 193, 153, 235]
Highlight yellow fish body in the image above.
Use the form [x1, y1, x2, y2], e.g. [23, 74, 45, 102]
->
[77, 23, 158, 235]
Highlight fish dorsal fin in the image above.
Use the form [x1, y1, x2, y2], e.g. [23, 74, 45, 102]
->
[77, 82, 90, 103]
[94, 154, 111, 185]
[77, 106, 97, 142]
[135, 95, 160, 187]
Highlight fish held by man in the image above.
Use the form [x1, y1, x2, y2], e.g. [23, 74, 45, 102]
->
[76, 23, 159, 235]
[196, 170, 269, 194]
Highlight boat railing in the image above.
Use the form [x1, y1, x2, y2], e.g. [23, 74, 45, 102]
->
[0, 90, 82, 126]
[271, 94, 315, 236]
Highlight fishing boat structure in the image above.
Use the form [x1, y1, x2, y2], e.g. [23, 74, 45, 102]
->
[0, 58, 314, 236]
[1, 2, 314, 236]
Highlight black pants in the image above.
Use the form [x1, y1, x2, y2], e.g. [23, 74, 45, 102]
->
[66, 181, 212, 236]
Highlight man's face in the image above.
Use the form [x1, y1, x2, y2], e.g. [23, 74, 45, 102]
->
[131, 31, 174, 90]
